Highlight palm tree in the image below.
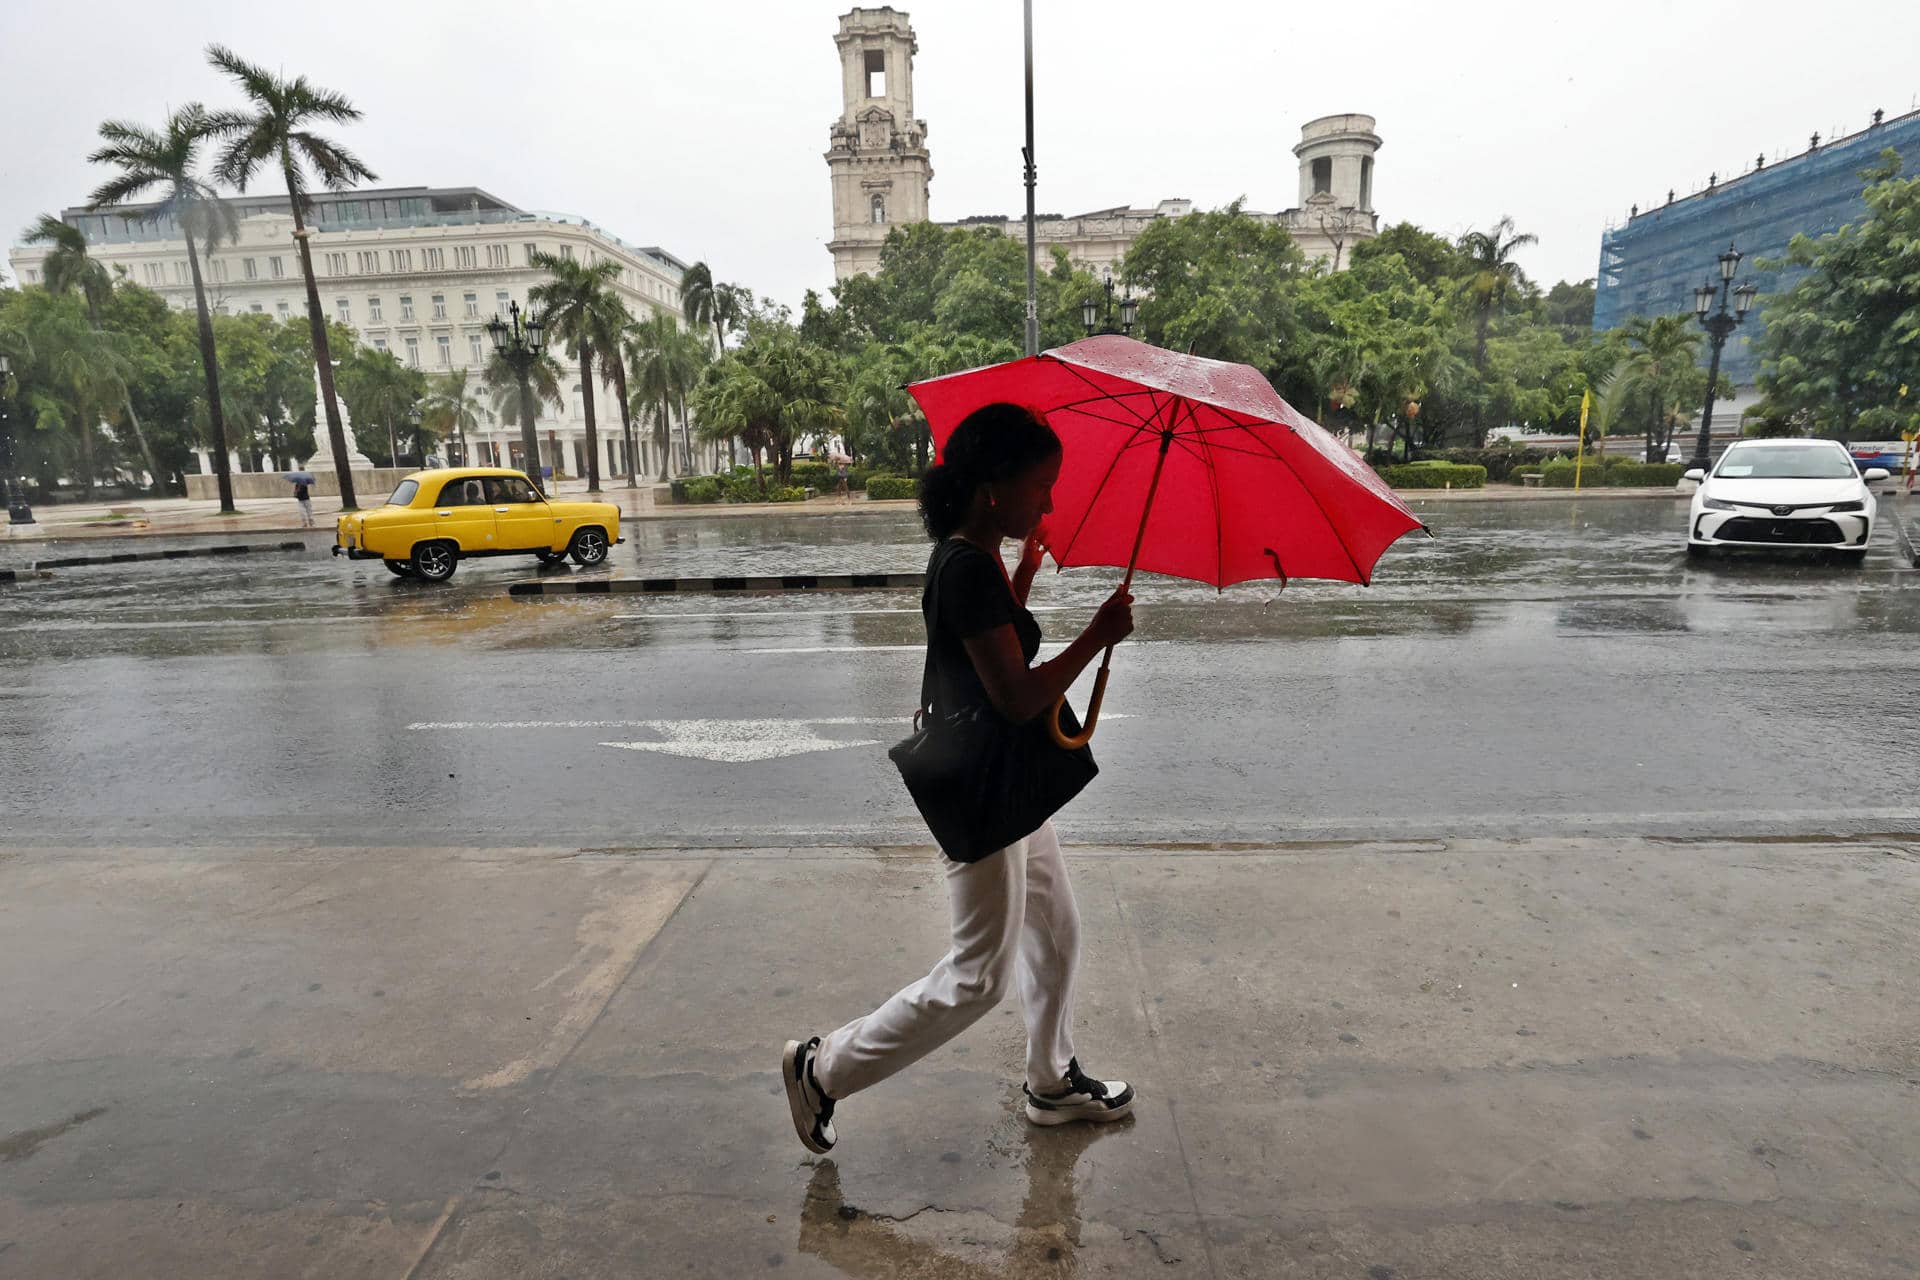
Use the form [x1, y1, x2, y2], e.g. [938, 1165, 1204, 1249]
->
[1617, 314, 1702, 462]
[421, 367, 487, 466]
[680, 262, 747, 356]
[23, 213, 162, 488]
[626, 314, 706, 481]
[338, 350, 419, 467]
[581, 294, 635, 486]
[1458, 216, 1537, 446]
[86, 104, 240, 511]
[204, 45, 377, 509]
[690, 357, 777, 493]
[528, 251, 623, 492]
[482, 348, 565, 472]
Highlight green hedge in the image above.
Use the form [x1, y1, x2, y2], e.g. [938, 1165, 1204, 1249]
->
[764, 485, 808, 503]
[866, 475, 918, 500]
[788, 462, 832, 487]
[679, 477, 721, 504]
[1429, 447, 1553, 483]
[1378, 462, 1486, 490]
[1604, 461, 1687, 487]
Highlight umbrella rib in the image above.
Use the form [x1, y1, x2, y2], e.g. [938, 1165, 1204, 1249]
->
[1049, 387, 1172, 565]
[1216, 418, 1371, 585]
[1193, 410, 1228, 589]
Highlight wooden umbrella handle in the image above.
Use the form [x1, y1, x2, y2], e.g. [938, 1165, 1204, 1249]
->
[1047, 648, 1113, 749]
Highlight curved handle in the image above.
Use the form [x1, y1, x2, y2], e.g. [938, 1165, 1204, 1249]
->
[1047, 663, 1111, 750]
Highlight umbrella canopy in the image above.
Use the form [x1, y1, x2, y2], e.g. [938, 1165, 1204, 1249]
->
[283, 471, 317, 485]
[909, 334, 1423, 589]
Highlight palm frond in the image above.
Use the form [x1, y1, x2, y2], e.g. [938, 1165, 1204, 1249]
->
[205, 44, 280, 104]
[292, 133, 376, 187]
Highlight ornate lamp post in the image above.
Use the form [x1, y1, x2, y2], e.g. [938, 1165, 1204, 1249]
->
[1688, 244, 1758, 471]
[486, 302, 549, 495]
[1081, 270, 1138, 337]
[0, 353, 33, 525]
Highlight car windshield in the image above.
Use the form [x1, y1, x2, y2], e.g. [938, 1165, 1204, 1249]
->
[1714, 445, 1856, 480]
[385, 479, 419, 506]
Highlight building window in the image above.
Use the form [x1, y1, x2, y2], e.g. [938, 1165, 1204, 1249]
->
[487, 244, 510, 268]
[468, 333, 484, 363]
[336, 298, 351, 322]
[559, 244, 574, 260]
[399, 294, 415, 321]
[864, 48, 886, 97]
[404, 336, 420, 367]
[431, 293, 447, 319]
[463, 291, 479, 318]
[143, 262, 164, 284]
[1359, 156, 1373, 210]
[870, 193, 886, 224]
[249, 302, 264, 313]
[21, 267, 37, 284]
[243, 257, 259, 280]
[276, 301, 290, 319]
[423, 246, 444, 270]
[454, 245, 477, 269]
[173, 262, 188, 285]
[436, 335, 452, 366]
[211, 260, 228, 282]
[387, 248, 412, 273]
[495, 289, 510, 315]
[326, 252, 349, 275]
[1311, 156, 1332, 196]
[524, 243, 538, 264]
[372, 337, 388, 352]
[269, 256, 286, 279]
[367, 296, 383, 322]
[357, 250, 380, 274]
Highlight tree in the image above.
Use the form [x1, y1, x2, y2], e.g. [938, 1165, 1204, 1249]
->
[690, 355, 778, 493]
[86, 104, 240, 510]
[23, 214, 163, 487]
[1614, 314, 1704, 461]
[421, 367, 486, 467]
[480, 346, 564, 475]
[1351, 222, 1463, 290]
[1756, 150, 1920, 442]
[680, 261, 748, 356]
[626, 312, 704, 480]
[336, 347, 423, 468]
[1457, 216, 1538, 444]
[529, 251, 623, 491]
[1122, 201, 1307, 373]
[205, 46, 377, 508]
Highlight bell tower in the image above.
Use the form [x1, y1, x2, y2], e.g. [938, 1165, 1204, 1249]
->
[826, 7, 933, 280]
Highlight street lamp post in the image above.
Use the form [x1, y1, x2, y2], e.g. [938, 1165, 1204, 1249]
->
[486, 301, 549, 495]
[1688, 244, 1758, 471]
[0, 353, 33, 525]
[1081, 270, 1138, 337]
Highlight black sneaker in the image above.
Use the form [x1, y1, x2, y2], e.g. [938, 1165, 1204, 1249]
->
[1022, 1056, 1135, 1126]
[782, 1037, 837, 1153]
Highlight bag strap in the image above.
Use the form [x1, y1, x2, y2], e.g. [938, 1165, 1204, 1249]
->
[914, 542, 946, 730]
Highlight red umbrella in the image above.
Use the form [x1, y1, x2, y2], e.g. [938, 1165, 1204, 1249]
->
[908, 334, 1425, 745]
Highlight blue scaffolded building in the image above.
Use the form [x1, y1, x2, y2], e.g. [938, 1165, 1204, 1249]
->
[1592, 106, 1920, 388]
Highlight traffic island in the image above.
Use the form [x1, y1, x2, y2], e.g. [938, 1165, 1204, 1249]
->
[507, 572, 924, 597]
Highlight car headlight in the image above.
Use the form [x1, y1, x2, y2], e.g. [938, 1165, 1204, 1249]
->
[1701, 497, 1736, 511]
[1828, 500, 1864, 513]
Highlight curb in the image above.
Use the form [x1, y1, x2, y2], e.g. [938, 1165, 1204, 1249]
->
[507, 572, 924, 597]
[0, 568, 55, 584]
[1894, 517, 1919, 567]
[28, 541, 308, 571]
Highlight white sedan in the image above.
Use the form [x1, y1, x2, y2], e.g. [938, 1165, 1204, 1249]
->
[1685, 438, 1889, 559]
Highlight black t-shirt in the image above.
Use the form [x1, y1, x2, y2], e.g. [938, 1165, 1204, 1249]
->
[923, 538, 1042, 715]
[293, 483, 310, 502]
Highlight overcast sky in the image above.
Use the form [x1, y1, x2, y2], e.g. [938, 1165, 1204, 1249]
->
[4, 0, 1917, 310]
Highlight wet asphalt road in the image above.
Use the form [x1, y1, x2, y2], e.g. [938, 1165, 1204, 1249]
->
[3, 497, 1917, 847]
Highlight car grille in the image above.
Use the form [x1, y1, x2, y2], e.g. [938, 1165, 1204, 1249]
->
[1715, 516, 1844, 545]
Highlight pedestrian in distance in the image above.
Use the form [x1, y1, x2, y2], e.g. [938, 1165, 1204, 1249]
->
[835, 458, 852, 505]
[784, 402, 1137, 1154]
[293, 479, 315, 529]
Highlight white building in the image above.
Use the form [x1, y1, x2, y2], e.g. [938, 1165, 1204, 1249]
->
[8, 186, 700, 481]
[827, 7, 1382, 281]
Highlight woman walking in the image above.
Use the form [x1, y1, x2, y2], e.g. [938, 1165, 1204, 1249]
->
[784, 402, 1137, 1154]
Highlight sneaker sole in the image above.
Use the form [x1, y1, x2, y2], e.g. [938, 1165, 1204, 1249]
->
[1024, 1095, 1135, 1126]
[782, 1039, 833, 1154]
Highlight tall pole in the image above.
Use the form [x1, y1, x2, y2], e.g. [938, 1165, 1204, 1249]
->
[0, 356, 35, 525]
[1022, 0, 1038, 358]
[1691, 319, 1729, 471]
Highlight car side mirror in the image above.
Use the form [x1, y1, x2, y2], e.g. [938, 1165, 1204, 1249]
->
[1682, 468, 1706, 483]
[1861, 467, 1890, 483]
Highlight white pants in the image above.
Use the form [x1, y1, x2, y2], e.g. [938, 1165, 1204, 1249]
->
[813, 820, 1080, 1099]
[297, 497, 315, 528]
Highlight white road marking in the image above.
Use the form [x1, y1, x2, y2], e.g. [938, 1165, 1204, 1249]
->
[408, 716, 901, 731]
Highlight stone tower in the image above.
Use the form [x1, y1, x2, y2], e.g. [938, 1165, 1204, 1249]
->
[1288, 114, 1382, 269]
[826, 7, 933, 280]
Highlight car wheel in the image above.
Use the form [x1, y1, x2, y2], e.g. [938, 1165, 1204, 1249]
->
[384, 559, 415, 577]
[568, 526, 611, 567]
[534, 549, 568, 566]
[411, 540, 459, 583]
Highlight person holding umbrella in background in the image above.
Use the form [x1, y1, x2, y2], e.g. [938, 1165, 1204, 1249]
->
[784, 402, 1138, 1155]
[286, 470, 317, 529]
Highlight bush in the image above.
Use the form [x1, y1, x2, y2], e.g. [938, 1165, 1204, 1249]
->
[1431, 446, 1553, 483]
[866, 475, 918, 500]
[764, 485, 808, 503]
[788, 462, 832, 488]
[1377, 462, 1486, 490]
[1604, 461, 1688, 487]
[680, 477, 721, 504]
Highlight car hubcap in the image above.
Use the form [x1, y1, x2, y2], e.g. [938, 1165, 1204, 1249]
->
[420, 547, 450, 575]
[580, 533, 605, 561]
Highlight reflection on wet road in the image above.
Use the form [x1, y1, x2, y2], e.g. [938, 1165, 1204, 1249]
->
[3, 498, 1916, 845]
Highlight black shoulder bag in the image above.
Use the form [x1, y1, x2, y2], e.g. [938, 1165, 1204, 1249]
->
[887, 546, 1099, 862]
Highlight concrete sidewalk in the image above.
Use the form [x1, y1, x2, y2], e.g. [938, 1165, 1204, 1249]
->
[2, 833, 1916, 1277]
[3, 482, 1714, 542]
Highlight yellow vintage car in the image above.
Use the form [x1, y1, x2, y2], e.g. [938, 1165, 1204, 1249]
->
[332, 468, 622, 582]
